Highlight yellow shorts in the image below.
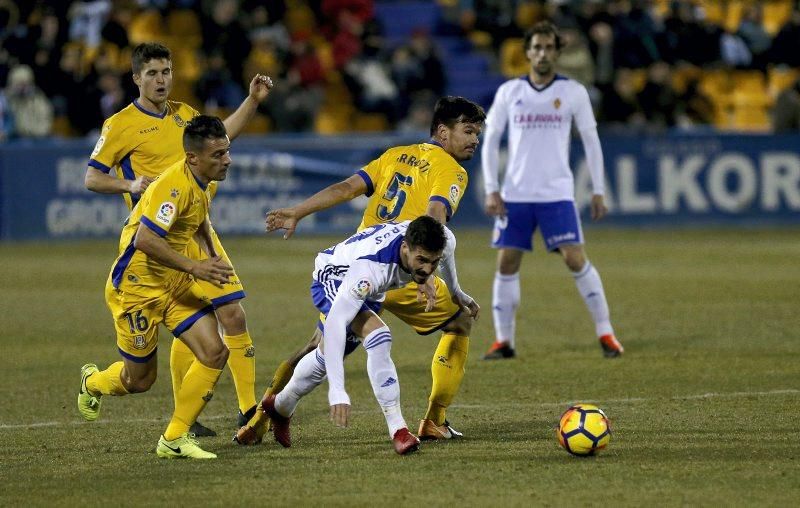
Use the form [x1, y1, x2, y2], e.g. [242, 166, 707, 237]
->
[186, 226, 246, 307]
[381, 275, 461, 335]
[105, 275, 214, 363]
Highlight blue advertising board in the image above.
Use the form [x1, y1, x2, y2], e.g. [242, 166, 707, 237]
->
[0, 132, 798, 240]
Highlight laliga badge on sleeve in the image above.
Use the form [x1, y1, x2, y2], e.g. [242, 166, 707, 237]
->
[156, 202, 176, 227]
[350, 279, 372, 299]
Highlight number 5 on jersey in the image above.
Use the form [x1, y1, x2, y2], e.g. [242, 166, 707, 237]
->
[377, 172, 414, 221]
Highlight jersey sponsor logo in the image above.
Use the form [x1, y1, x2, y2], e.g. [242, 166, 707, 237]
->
[173, 114, 186, 127]
[170, 188, 180, 198]
[133, 335, 146, 349]
[350, 279, 372, 299]
[513, 113, 563, 128]
[139, 126, 158, 134]
[554, 98, 562, 109]
[156, 201, 176, 226]
[449, 184, 461, 204]
[91, 136, 105, 157]
[456, 172, 465, 183]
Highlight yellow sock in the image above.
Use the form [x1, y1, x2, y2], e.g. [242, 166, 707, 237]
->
[425, 334, 469, 425]
[86, 361, 129, 396]
[224, 332, 256, 414]
[164, 362, 222, 440]
[170, 339, 196, 409]
[246, 360, 295, 429]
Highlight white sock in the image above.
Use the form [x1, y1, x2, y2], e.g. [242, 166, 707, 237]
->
[492, 272, 520, 348]
[572, 261, 614, 337]
[364, 326, 406, 437]
[274, 348, 327, 417]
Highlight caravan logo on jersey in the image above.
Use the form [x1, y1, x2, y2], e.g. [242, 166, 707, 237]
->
[156, 202, 176, 226]
[350, 279, 372, 299]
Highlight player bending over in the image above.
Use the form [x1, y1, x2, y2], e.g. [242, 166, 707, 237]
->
[260, 216, 461, 455]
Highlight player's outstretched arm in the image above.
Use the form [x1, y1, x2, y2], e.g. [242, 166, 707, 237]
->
[135, 224, 233, 286]
[85, 166, 153, 195]
[265, 174, 367, 239]
[223, 74, 273, 140]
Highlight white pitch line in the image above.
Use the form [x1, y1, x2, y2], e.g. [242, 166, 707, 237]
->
[1, 388, 797, 430]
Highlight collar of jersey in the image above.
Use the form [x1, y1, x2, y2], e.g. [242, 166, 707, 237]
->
[523, 73, 566, 93]
[133, 99, 169, 119]
[183, 163, 208, 190]
[426, 138, 443, 149]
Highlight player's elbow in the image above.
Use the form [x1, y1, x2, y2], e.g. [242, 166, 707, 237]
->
[84, 169, 100, 191]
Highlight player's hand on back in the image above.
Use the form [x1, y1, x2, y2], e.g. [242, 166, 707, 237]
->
[265, 208, 300, 239]
[129, 175, 154, 195]
[484, 191, 506, 217]
[330, 403, 350, 428]
[190, 256, 234, 287]
[590, 194, 608, 221]
[416, 277, 437, 312]
[455, 291, 480, 320]
[249, 74, 274, 102]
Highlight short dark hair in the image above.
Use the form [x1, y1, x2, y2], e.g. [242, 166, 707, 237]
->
[183, 115, 227, 153]
[404, 216, 446, 254]
[524, 21, 563, 51]
[131, 42, 171, 74]
[430, 96, 486, 135]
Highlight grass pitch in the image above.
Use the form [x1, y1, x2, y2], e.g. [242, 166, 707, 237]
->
[1, 228, 798, 507]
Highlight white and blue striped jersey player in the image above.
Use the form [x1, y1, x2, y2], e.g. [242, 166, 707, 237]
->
[271, 217, 462, 448]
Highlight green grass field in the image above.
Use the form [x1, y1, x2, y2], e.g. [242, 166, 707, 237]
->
[1, 228, 798, 506]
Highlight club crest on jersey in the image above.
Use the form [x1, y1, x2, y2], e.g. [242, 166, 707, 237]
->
[156, 201, 176, 226]
[133, 335, 146, 349]
[91, 136, 105, 157]
[449, 184, 461, 204]
[350, 279, 372, 299]
[554, 98, 561, 109]
[170, 188, 180, 198]
[173, 114, 186, 127]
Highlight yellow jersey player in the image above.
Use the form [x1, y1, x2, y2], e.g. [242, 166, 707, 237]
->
[236, 96, 485, 446]
[84, 43, 273, 435]
[78, 116, 235, 459]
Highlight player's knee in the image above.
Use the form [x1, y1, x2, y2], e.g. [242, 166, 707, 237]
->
[210, 344, 230, 369]
[217, 302, 247, 334]
[565, 253, 586, 272]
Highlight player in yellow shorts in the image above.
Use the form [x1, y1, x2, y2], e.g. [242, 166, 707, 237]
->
[78, 116, 236, 458]
[235, 96, 485, 445]
[84, 42, 273, 434]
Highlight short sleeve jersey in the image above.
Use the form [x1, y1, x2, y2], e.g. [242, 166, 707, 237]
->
[88, 99, 200, 209]
[109, 159, 210, 294]
[355, 142, 468, 231]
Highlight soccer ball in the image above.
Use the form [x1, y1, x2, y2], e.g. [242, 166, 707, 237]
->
[556, 403, 611, 456]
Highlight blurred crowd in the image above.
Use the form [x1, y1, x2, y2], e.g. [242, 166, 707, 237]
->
[0, 0, 799, 141]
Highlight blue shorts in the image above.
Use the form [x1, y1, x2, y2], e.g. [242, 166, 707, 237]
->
[492, 201, 583, 252]
[310, 279, 383, 356]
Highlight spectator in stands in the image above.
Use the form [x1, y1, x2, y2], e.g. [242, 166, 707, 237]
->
[675, 76, 715, 130]
[195, 50, 246, 112]
[769, 7, 800, 68]
[100, 1, 134, 51]
[397, 92, 435, 133]
[264, 31, 324, 131]
[662, 1, 721, 66]
[737, 4, 771, 70]
[458, 0, 522, 50]
[609, 0, 662, 68]
[97, 70, 126, 119]
[68, 0, 111, 49]
[390, 29, 445, 118]
[201, 0, 251, 88]
[555, 25, 595, 87]
[720, 27, 752, 68]
[599, 68, 645, 129]
[772, 78, 800, 133]
[5, 64, 53, 138]
[637, 61, 678, 129]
